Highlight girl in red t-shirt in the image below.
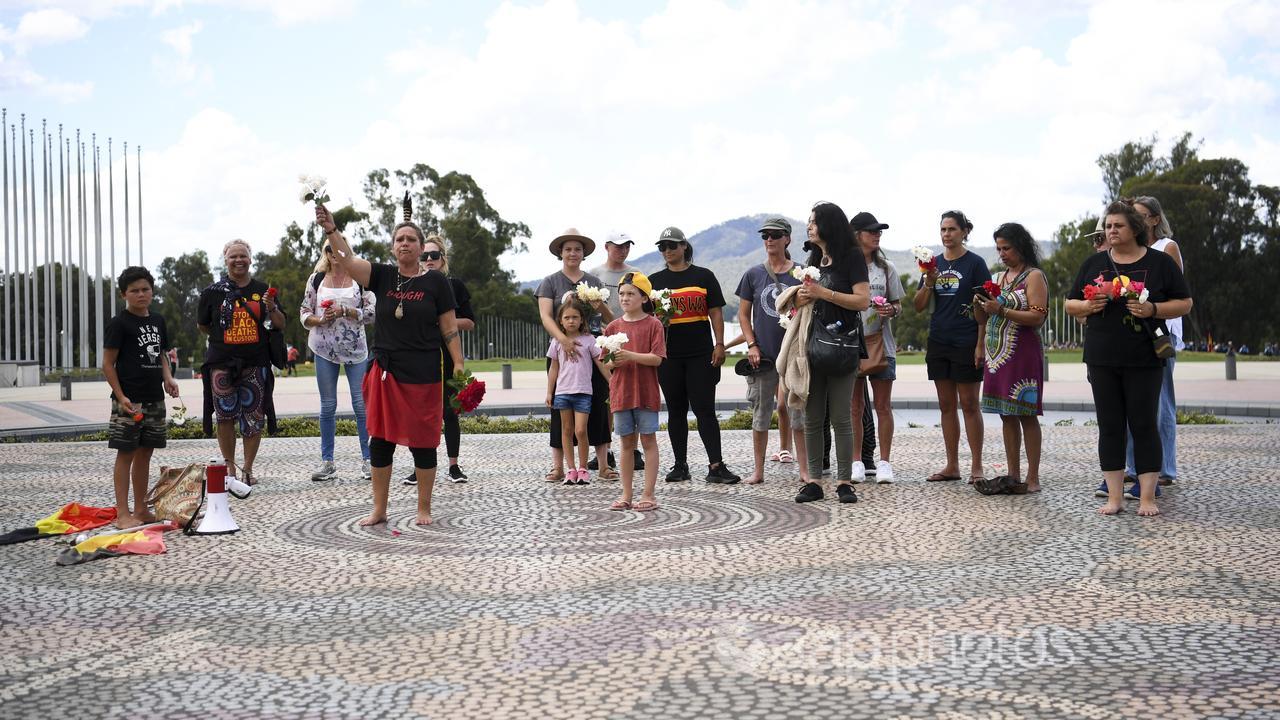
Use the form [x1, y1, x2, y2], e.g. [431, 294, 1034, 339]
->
[603, 272, 667, 512]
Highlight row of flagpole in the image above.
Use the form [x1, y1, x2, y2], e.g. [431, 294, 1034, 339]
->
[1, 107, 142, 369]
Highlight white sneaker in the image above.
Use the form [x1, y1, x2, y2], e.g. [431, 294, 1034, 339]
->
[361, 459, 372, 480]
[851, 461, 866, 483]
[876, 460, 894, 484]
[311, 460, 336, 482]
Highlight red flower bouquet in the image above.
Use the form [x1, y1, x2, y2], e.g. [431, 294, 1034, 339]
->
[982, 280, 1001, 297]
[447, 369, 486, 414]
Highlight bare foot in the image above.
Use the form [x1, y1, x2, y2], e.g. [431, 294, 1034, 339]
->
[133, 509, 158, 523]
[1137, 501, 1161, 517]
[743, 474, 764, 485]
[1098, 502, 1125, 516]
[358, 514, 387, 526]
[1025, 481, 1041, 493]
[414, 512, 432, 526]
[116, 513, 142, 529]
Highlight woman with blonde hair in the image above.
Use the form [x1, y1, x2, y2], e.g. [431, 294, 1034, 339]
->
[301, 240, 376, 482]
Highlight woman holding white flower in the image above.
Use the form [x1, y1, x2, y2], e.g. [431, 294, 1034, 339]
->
[536, 229, 615, 483]
[848, 212, 905, 484]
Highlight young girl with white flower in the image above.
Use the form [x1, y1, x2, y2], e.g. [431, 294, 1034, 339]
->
[546, 301, 611, 485]
[603, 272, 667, 511]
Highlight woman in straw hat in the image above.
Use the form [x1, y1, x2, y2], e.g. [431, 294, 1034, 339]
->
[315, 194, 464, 526]
[536, 229, 614, 483]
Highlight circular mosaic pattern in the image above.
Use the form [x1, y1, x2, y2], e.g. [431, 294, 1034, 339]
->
[276, 488, 831, 557]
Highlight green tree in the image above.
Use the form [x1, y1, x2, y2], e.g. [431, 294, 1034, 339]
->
[155, 251, 213, 367]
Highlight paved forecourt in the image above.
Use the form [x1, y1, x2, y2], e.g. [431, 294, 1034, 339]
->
[1, 425, 1277, 719]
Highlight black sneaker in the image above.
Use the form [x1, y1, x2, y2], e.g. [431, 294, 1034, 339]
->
[402, 473, 417, 486]
[449, 465, 468, 483]
[587, 457, 599, 471]
[862, 456, 877, 477]
[795, 482, 824, 503]
[665, 462, 691, 482]
[836, 483, 858, 504]
[633, 449, 644, 471]
[706, 463, 741, 485]
[608, 451, 617, 469]
[821, 457, 831, 478]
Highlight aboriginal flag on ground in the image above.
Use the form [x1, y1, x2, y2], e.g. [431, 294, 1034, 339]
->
[55, 522, 175, 566]
[0, 503, 117, 545]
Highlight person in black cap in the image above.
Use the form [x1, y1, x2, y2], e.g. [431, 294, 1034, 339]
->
[649, 226, 740, 484]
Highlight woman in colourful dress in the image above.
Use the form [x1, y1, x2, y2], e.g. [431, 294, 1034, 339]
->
[973, 222, 1048, 494]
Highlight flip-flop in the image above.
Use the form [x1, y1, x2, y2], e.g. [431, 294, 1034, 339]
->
[609, 500, 632, 511]
[545, 470, 565, 483]
[968, 475, 985, 485]
[633, 500, 659, 512]
[926, 473, 962, 482]
[777, 450, 794, 464]
[597, 468, 620, 481]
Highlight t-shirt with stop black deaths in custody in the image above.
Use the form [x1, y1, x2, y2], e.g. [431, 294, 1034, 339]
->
[648, 264, 726, 359]
[366, 263, 456, 383]
[104, 310, 171, 402]
[197, 278, 275, 367]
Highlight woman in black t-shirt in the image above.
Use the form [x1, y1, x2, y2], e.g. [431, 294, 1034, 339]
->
[197, 239, 286, 486]
[1066, 200, 1192, 518]
[648, 226, 738, 484]
[792, 203, 871, 505]
[400, 235, 475, 487]
[316, 199, 464, 527]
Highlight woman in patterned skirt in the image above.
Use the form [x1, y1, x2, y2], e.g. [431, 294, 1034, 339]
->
[972, 222, 1048, 494]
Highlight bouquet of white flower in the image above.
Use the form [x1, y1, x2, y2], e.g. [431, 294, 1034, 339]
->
[575, 283, 610, 304]
[169, 398, 188, 427]
[790, 266, 820, 282]
[649, 288, 674, 322]
[595, 332, 629, 363]
[298, 174, 331, 205]
[911, 246, 937, 272]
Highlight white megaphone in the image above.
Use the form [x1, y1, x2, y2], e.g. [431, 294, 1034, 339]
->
[226, 474, 252, 500]
[194, 461, 240, 535]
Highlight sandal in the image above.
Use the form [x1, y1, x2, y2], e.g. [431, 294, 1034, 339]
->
[770, 451, 781, 462]
[545, 469, 565, 483]
[597, 467, 619, 481]
[632, 499, 659, 512]
[926, 472, 962, 482]
[776, 449, 794, 464]
[968, 475, 985, 485]
[244, 470, 257, 486]
[609, 500, 632, 511]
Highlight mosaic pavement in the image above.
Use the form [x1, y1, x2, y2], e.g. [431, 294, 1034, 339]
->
[1, 425, 1278, 719]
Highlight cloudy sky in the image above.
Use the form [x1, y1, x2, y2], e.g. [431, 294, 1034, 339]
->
[2, 0, 1277, 282]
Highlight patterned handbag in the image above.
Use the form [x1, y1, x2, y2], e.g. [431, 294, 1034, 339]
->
[146, 463, 206, 532]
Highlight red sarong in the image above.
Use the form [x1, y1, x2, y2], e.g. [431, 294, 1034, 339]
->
[363, 359, 443, 448]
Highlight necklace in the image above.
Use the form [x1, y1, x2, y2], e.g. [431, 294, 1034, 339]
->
[394, 269, 423, 320]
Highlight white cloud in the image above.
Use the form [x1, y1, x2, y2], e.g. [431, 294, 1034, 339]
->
[152, 20, 210, 84]
[3, 8, 89, 53]
[0, 47, 93, 101]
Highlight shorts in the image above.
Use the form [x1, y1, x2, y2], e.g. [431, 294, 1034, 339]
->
[211, 364, 270, 437]
[926, 338, 982, 384]
[552, 393, 593, 413]
[107, 398, 168, 451]
[745, 367, 780, 432]
[865, 355, 897, 382]
[614, 408, 659, 437]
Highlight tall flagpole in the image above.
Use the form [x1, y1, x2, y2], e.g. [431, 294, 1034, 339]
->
[44, 123, 53, 368]
[108, 138, 116, 316]
[136, 145, 143, 267]
[77, 134, 88, 368]
[60, 130, 70, 368]
[29, 127, 39, 364]
[2, 109, 8, 362]
[21, 115, 32, 361]
[92, 136, 104, 367]
[123, 141, 130, 267]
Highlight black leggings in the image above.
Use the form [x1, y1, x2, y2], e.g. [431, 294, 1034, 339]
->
[658, 353, 722, 466]
[442, 356, 460, 459]
[369, 437, 437, 470]
[1088, 364, 1163, 473]
[548, 357, 611, 449]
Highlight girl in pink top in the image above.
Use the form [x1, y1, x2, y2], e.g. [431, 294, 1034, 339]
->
[546, 301, 611, 485]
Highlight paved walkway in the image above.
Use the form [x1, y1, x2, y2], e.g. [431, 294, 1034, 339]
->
[0, 426, 1277, 718]
[3, 359, 1279, 436]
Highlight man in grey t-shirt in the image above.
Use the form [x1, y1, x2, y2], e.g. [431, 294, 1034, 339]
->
[588, 231, 638, 319]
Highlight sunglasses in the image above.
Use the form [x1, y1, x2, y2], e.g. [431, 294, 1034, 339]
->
[1092, 236, 1107, 247]
[657, 241, 685, 251]
[420, 251, 443, 261]
[760, 231, 787, 240]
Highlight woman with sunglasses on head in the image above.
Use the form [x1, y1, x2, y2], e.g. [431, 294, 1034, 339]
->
[649, 226, 740, 485]
[402, 235, 475, 487]
[315, 195, 464, 527]
[793, 202, 871, 504]
[301, 241, 377, 482]
[913, 210, 992, 486]
[1066, 200, 1191, 517]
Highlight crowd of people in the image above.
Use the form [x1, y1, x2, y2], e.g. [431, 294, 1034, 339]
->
[99, 193, 1192, 528]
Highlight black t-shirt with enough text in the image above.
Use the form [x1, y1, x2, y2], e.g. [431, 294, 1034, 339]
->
[649, 264, 726, 359]
[197, 278, 274, 367]
[1068, 248, 1190, 367]
[367, 263, 457, 383]
[104, 311, 171, 402]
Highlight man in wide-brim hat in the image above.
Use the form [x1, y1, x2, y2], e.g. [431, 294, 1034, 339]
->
[535, 227, 614, 483]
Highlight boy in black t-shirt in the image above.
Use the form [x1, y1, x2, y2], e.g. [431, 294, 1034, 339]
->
[103, 266, 180, 529]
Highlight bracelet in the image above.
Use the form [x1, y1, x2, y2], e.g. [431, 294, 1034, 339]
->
[1029, 304, 1047, 315]
[1150, 301, 1158, 318]
[747, 342, 758, 349]
[829, 288, 836, 301]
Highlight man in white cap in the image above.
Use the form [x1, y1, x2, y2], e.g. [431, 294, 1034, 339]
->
[589, 231, 639, 320]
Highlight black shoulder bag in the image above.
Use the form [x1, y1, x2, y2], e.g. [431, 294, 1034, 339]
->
[806, 295, 863, 376]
